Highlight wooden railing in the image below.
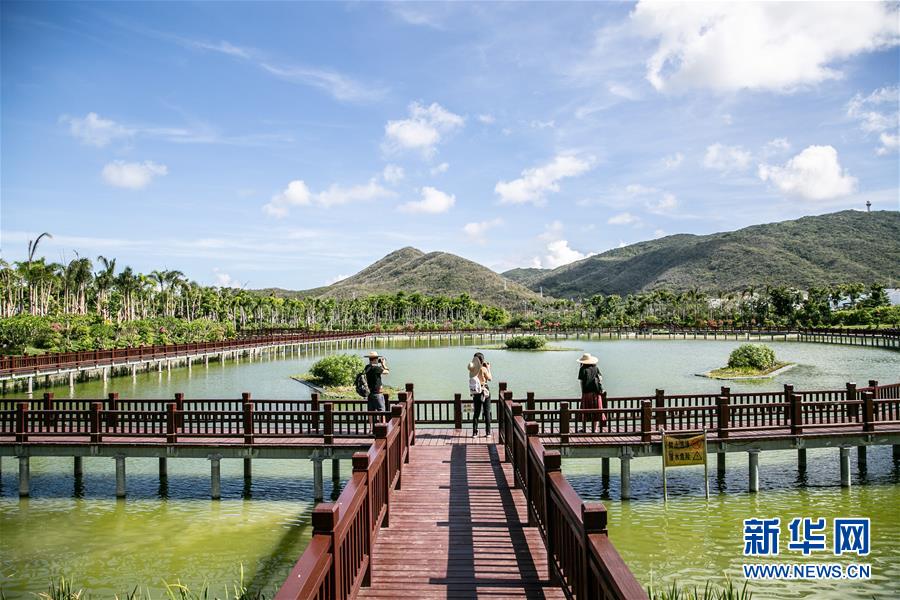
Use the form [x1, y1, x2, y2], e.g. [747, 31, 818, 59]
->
[500, 391, 648, 599]
[275, 389, 413, 599]
[516, 382, 900, 441]
[0, 331, 371, 376]
[0, 386, 419, 445]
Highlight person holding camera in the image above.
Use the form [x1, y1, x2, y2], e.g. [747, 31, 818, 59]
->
[468, 352, 493, 438]
[364, 351, 390, 412]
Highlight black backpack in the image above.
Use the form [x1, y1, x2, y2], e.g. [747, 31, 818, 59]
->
[355, 370, 370, 398]
[589, 368, 604, 394]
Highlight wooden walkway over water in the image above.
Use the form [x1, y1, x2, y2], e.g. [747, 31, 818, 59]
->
[358, 435, 565, 599]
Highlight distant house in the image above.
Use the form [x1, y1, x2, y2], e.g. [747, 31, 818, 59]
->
[888, 289, 900, 306]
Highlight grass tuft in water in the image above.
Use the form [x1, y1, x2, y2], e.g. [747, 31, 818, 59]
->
[647, 577, 752, 600]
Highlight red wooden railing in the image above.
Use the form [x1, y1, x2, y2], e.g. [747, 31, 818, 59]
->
[275, 390, 414, 599]
[500, 392, 648, 599]
[0, 331, 371, 376]
[518, 382, 900, 441]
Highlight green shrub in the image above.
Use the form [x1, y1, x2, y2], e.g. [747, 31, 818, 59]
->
[504, 335, 547, 350]
[648, 577, 751, 600]
[727, 344, 776, 370]
[310, 354, 365, 386]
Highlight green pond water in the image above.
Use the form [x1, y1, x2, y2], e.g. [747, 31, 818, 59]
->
[1, 338, 898, 598]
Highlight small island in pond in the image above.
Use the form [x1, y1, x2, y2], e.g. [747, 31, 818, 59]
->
[293, 354, 397, 400]
[479, 335, 580, 352]
[701, 344, 795, 380]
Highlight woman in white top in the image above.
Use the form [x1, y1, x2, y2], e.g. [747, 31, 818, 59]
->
[468, 352, 493, 437]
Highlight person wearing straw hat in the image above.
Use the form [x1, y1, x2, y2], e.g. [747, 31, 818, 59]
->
[577, 353, 605, 432]
[364, 351, 390, 412]
[468, 352, 493, 438]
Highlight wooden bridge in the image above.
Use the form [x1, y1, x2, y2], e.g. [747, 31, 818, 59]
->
[5, 380, 900, 599]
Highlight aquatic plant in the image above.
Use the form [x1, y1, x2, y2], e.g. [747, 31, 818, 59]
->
[504, 335, 547, 350]
[647, 577, 752, 600]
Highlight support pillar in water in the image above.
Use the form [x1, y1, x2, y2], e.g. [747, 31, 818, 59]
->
[748, 451, 760, 493]
[894, 445, 900, 461]
[74, 456, 83, 478]
[210, 455, 221, 500]
[159, 457, 168, 479]
[332, 458, 341, 490]
[620, 451, 632, 500]
[857, 446, 867, 471]
[601, 457, 610, 482]
[244, 458, 252, 480]
[115, 456, 126, 498]
[18, 456, 30, 497]
[69, 371, 75, 388]
[313, 458, 324, 502]
[718, 452, 726, 474]
[840, 447, 851, 488]
[798, 448, 807, 471]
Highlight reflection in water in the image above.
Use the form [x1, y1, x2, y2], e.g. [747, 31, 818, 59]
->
[1, 339, 898, 598]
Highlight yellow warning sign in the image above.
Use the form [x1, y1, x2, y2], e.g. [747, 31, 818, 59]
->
[663, 432, 706, 467]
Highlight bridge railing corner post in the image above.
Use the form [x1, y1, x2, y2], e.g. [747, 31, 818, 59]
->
[323, 403, 334, 444]
[862, 391, 875, 432]
[846, 382, 858, 420]
[166, 402, 177, 444]
[791, 393, 803, 435]
[243, 396, 254, 445]
[717, 395, 730, 438]
[453, 393, 463, 430]
[640, 399, 652, 443]
[581, 502, 609, 598]
[654, 389, 665, 428]
[16, 402, 29, 443]
[311, 503, 341, 598]
[90, 402, 102, 444]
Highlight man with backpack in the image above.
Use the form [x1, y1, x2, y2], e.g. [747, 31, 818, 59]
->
[360, 351, 390, 413]
[577, 353, 605, 433]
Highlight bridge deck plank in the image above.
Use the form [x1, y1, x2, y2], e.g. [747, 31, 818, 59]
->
[358, 437, 565, 599]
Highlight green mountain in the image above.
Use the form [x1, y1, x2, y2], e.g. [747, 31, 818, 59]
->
[522, 210, 900, 298]
[501, 267, 549, 287]
[301, 247, 543, 309]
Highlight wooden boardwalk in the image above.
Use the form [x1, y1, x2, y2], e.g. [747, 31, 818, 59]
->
[358, 431, 565, 599]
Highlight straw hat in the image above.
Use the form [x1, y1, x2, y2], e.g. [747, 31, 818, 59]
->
[365, 351, 381, 359]
[577, 353, 598, 365]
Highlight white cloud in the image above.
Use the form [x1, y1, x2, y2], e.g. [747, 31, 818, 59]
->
[264, 178, 393, 217]
[847, 86, 899, 155]
[608, 82, 641, 100]
[383, 101, 464, 157]
[625, 183, 657, 196]
[382, 164, 405, 183]
[663, 152, 684, 169]
[430, 162, 450, 175]
[397, 186, 456, 214]
[463, 218, 503, 241]
[653, 229, 666, 239]
[633, 2, 900, 93]
[608, 212, 640, 225]
[764, 138, 792, 156]
[478, 114, 496, 124]
[213, 268, 241, 288]
[647, 192, 678, 214]
[758, 145, 857, 201]
[495, 155, 592, 205]
[537, 240, 593, 269]
[64, 112, 132, 147]
[703, 143, 753, 172]
[317, 180, 394, 208]
[617, 241, 627, 249]
[530, 119, 556, 129]
[101, 160, 168, 189]
[325, 273, 350, 285]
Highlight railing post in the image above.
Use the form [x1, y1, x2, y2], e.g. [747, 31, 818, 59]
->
[175, 392, 185, 428]
[453, 393, 463, 429]
[783, 384, 794, 425]
[312, 503, 341, 598]
[846, 382, 858, 419]
[581, 503, 609, 597]
[526, 391, 535, 412]
[107, 392, 118, 428]
[243, 395, 254, 444]
[862, 391, 875, 432]
[654, 389, 665, 428]
[42, 392, 55, 428]
[868, 380, 879, 399]
[16, 402, 28, 443]
[791, 393, 803, 435]
[543, 449, 561, 584]
[324, 403, 334, 444]
[559, 402, 570, 444]
[308, 390, 321, 430]
[90, 402, 102, 443]
[640, 399, 652, 442]
[166, 402, 177, 443]
[405, 382, 416, 445]
[717, 395, 730, 438]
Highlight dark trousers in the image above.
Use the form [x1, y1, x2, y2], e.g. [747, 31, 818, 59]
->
[472, 391, 492, 434]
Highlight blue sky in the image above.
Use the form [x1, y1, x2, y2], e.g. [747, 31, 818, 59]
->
[2, 1, 898, 289]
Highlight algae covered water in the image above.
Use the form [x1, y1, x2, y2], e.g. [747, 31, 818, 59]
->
[1, 339, 898, 597]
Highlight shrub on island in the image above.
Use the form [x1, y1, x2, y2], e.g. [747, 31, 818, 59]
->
[504, 335, 547, 350]
[309, 354, 365, 386]
[727, 344, 776, 370]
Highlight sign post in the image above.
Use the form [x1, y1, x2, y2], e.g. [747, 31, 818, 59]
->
[662, 429, 709, 501]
